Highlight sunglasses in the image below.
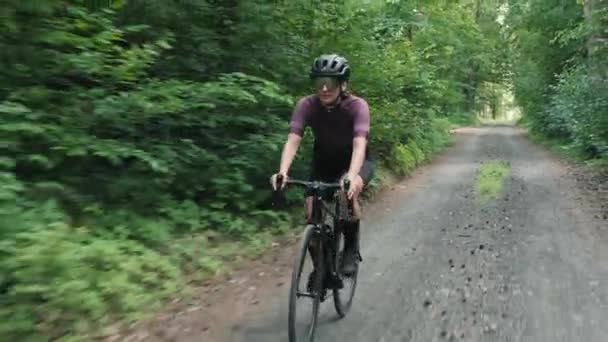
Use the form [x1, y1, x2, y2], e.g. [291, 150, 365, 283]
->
[314, 77, 341, 91]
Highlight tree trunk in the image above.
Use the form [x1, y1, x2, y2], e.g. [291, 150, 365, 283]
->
[475, 0, 482, 22]
[464, 0, 483, 113]
[583, 0, 607, 80]
[210, 0, 239, 73]
[583, 0, 595, 59]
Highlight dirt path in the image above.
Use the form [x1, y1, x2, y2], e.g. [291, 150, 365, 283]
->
[118, 126, 608, 342]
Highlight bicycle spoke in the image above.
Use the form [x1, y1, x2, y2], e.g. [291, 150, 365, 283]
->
[333, 225, 359, 318]
[289, 225, 323, 342]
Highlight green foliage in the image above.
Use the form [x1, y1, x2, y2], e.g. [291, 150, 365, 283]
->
[544, 64, 608, 157]
[507, 0, 608, 160]
[0, 222, 180, 340]
[448, 111, 481, 127]
[0, 0, 507, 339]
[391, 143, 418, 176]
[387, 117, 452, 177]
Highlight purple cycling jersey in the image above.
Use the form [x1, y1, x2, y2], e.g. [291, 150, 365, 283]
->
[289, 94, 370, 139]
[288, 94, 370, 173]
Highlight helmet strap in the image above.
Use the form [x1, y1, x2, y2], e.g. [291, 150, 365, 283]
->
[339, 82, 349, 98]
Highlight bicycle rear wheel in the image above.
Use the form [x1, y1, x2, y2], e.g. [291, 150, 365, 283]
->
[288, 224, 324, 342]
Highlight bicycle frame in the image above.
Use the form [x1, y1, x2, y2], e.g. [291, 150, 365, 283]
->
[276, 176, 352, 293]
[282, 176, 359, 341]
[280, 178, 350, 224]
[311, 193, 342, 294]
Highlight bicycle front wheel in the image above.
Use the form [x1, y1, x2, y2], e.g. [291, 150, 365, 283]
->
[288, 224, 324, 342]
[333, 224, 359, 318]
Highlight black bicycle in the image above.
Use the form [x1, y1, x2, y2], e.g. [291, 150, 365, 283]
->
[274, 175, 361, 342]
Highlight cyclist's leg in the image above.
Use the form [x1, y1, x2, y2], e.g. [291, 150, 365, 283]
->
[305, 195, 314, 223]
[351, 159, 375, 219]
[304, 161, 320, 223]
[344, 159, 375, 221]
[304, 188, 320, 291]
[342, 160, 375, 274]
[305, 159, 341, 222]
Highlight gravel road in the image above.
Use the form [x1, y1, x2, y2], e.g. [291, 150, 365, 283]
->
[226, 126, 608, 342]
[114, 126, 607, 342]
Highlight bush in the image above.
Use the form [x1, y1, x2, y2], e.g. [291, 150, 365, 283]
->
[391, 143, 417, 176]
[506, 0, 607, 162]
[543, 65, 608, 158]
[0, 222, 181, 340]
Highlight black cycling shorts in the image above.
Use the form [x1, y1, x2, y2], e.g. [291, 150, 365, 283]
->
[305, 159, 375, 199]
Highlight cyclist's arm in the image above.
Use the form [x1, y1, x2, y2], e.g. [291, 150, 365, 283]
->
[279, 97, 311, 175]
[279, 133, 302, 175]
[347, 137, 367, 180]
[347, 99, 370, 180]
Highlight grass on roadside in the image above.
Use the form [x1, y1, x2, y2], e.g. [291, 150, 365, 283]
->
[527, 132, 608, 170]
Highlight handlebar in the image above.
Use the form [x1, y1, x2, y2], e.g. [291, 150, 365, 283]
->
[271, 175, 354, 219]
[276, 174, 350, 192]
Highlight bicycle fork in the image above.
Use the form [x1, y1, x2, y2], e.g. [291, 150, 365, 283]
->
[321, 224, 344, 292]
[306, 225, 344, 301]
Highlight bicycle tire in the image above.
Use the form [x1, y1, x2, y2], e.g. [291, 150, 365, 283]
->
[333, 222, 359, 317]
[288, 224, 324, 342]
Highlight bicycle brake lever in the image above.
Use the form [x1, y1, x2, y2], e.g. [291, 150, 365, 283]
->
[271, 174, 286, 208]
[342, 178, 351, 192]
[276, 174, 284, 188]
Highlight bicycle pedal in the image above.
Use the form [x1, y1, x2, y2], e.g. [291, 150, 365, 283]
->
[319, 289, 328, 302]
[330, 273, 344, 289]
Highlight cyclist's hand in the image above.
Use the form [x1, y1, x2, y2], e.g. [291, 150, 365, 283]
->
[342, 174, 363, 200]
[270, 173, 288, 208]
[270, 172, 288, 191]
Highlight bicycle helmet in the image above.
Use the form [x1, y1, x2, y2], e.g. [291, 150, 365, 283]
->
[310, 54, 351, 81]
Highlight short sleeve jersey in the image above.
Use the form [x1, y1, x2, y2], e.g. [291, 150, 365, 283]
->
[288, 94, 370, 168]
